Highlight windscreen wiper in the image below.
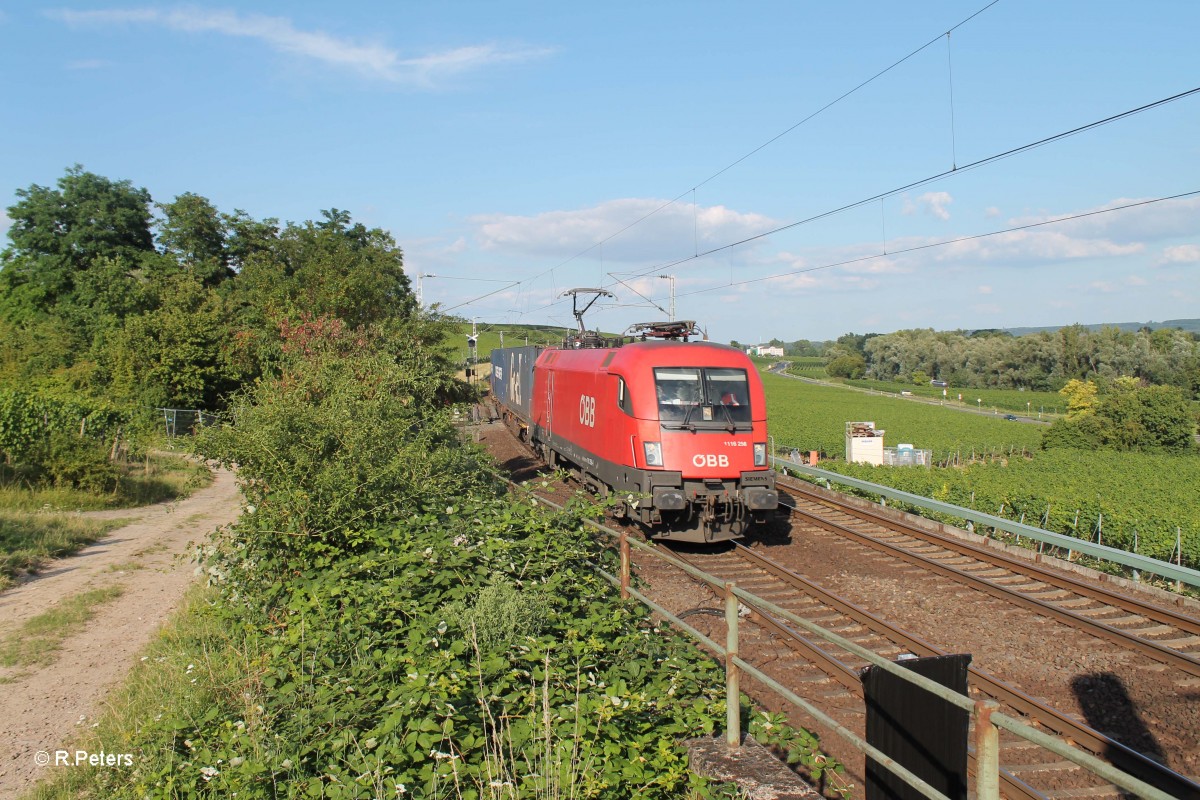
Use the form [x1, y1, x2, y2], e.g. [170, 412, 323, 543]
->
[717, 402, 738, 433]
[676, 402, 699, 432]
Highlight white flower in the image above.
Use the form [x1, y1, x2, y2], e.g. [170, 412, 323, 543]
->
[281, 759, 293, 770]
[200, 766, 219, 781]
[230, 756, 245, 767]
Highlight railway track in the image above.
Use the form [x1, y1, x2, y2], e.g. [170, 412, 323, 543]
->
[482, 425, 1199, 797]
[675, 542, 1200, 800]
[775, 476, 1200, 680]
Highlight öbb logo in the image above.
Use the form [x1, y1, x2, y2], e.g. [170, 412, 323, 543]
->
[692, 454, 729, 468]
[578, 395, 596, 427]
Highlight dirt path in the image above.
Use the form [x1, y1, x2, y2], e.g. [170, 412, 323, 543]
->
[0, 465, 241, 796]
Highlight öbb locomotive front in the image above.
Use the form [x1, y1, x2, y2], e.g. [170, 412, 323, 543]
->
[490, 323, 778, 543]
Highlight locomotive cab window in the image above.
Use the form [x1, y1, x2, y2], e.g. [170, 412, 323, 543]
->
[654, 367, 751, 428]
[705, 368, 752, 426]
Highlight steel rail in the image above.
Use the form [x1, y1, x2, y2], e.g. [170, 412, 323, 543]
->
[781, 476, 1200, 637]
[781, 494, 1200, 679]
[776, 461, 1200, 588]
[507, 477, 1181, 799]
[727, 543, 1200, 800]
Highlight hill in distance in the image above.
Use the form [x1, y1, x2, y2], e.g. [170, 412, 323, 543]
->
[995, 319, 1200, 337]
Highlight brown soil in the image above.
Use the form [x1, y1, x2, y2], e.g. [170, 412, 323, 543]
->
[0, 464, 240, 796]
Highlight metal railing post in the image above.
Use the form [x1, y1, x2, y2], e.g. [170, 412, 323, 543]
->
[619, 530, 631, 600]
[725, 581, 741, 748]
[974, 699, 1001, 800]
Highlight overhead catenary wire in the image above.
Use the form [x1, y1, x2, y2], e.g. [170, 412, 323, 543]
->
[614, 85, 1200, 285]
[456, 0, 1003, 314]
[672, 189, 1200, 299]
[504, 84, 1200, 321]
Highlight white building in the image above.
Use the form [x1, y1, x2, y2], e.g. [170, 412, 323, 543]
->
[746, 345, 785, 357]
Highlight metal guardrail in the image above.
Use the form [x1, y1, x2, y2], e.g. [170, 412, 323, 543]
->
[518, 484, 1176, 800]
[774, 456, 1200, 590]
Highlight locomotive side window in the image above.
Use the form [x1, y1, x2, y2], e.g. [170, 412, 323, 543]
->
[654, 368, 702, 422]
[617, 376, 633, 415]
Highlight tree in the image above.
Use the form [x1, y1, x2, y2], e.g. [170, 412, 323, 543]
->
[157, 193, 233, 286]
[826, 354, 866, 379]
[1060, 379, 1099, 419]
[106, 272, 234, 408]
[1, 166, 154, 314]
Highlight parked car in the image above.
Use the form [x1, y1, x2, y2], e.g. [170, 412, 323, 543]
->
[1004, 414, 1018, 421]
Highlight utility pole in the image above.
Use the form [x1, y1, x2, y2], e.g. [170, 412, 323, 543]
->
[417, 271, 437, 307]
[466, 318, 478, 385]
[659, 274, 676, 321]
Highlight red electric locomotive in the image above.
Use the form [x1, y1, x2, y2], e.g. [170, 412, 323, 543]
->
[491, 311, 777, 543]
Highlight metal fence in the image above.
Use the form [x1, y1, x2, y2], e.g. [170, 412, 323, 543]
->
[521, 485, 1175, 800]
[772, 454, 1200, 590]
[156, 408, 216, 438]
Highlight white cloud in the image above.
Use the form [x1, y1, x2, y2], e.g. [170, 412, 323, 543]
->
[984, 206, 1001, 218]
[902, 191, 954, 220]
[46, 7, 555, 87]
[1161, 243, 1200, 263]
[1008, 196, 1200, 244]
[1125, 275, 1148, 286]
[0, 209, 10, 238]
[471, 198, 778, 262]
[977, 285, 992, 294]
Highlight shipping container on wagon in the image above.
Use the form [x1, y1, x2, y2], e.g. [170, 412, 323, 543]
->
[489, 345, 542, 423]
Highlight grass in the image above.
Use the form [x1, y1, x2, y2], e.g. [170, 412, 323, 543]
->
[0, 585, 124, 668]
[22, 586, 269, 800]
[841, 377, 1065, 415]
[0, 450, 211, 513]
[0, 512, 129, 591]
[761, 371, 1045, 459]
[0, 453, 212, 589]
[0, 453, 213, 513]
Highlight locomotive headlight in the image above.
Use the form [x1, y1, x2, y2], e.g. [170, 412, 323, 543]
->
[753, 443, 767, 466]
[643, 441, 664, 467]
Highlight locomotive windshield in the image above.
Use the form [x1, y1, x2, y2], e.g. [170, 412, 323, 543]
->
[655, 367, 751, 429]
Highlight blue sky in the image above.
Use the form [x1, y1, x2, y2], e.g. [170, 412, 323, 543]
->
[1, 1, 1197, 344]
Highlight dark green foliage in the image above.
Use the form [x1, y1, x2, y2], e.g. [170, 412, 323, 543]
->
[1042, 381, 1196, 453]
[857, 325, 1200, 396]
[169, 328, 751, 798]
[1, 167, 423, 416]
[157, 192, 234, 286]
[37, 431, 120, 493]
[196, 318, 479, 559]
[825, 354, 866, 379]
[1, 165, 155, 315]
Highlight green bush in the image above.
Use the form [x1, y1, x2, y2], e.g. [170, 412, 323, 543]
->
[39, 431, 120, 493]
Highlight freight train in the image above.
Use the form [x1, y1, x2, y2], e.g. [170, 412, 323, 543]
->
[490, 318, 778, 543]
